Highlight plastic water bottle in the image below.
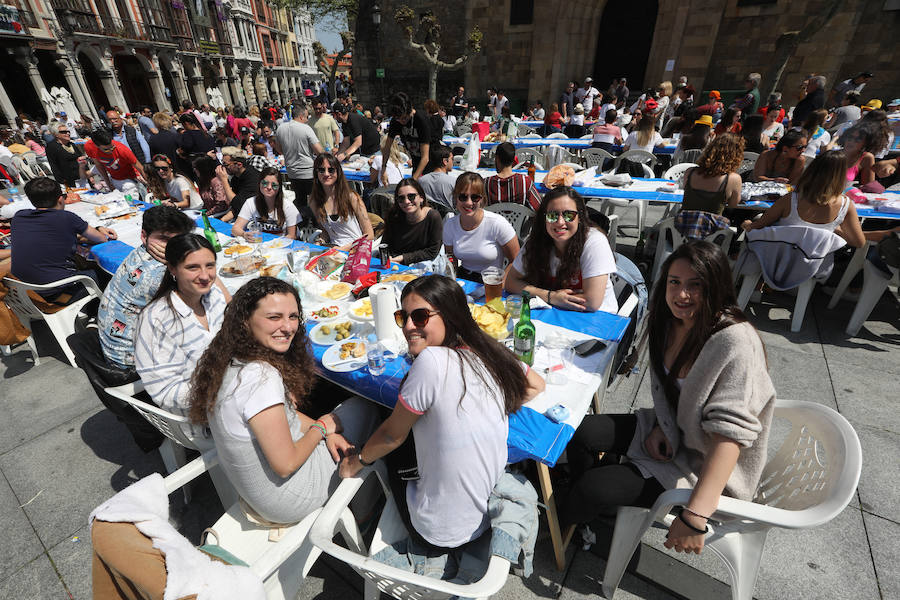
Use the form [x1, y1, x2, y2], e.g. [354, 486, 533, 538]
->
[366, 334, 386, 376]
[7, 186, 21, 203]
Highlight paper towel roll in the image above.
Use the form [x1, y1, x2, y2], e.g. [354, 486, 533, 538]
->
[370, 284, 403, 342]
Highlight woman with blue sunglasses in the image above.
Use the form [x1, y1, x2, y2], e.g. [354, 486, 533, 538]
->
[506, 187, 618, 313]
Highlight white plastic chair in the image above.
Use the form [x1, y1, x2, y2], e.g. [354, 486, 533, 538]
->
[546, 132, 568, 139]
[579, 134, 593, 140]
[602, 399, 862, 600]
[613, 149, 658, 171]
[734, 256, 823, 334]
[103, 449, 365, 600]
[105, 380, 238, 507]
[582, 148, 615, 171]
[514, 147, 543, 167]
[651, 217, 736, 283]
[587, 201, 619, 251]
[485, 202, 535, 241]
[309, 467, 511, 600]
[516, 123, 536, 137]
[662, 162, 697, 182]
[296, 225, 324, 244]
[739, 151, 760, 177]
[844, 261, 899, 336]
[3, 274, 102, 367]
[558, 161, 584, 172]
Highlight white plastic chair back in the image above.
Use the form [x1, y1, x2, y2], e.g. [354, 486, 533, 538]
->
[514, 147, 543, 165]
[662, 162, 697, 182]
[558, 161, 584, 172]
[676, 148, 703, 165]
[452, 155, 463, 167]
[460, 132, 473, 140]
[582, 148, 615, 169]
[844, 261, 899, 336]
[520, 133, 542, 139]
[449, 143, 468, 155]
[485, 202, 535, 241]
[603, 399, 861, 600]
[739, 151, 759, 176]
[614, 149, 658, 170]
[546, 132, 568, 139]
[296, 225, 323, 243]
[12, 156, 36, 180]
[517, 123, 536, 136]
[3, 275, 102, 367]
[650, 217, 735, 282]
[580, 134, 593, 139]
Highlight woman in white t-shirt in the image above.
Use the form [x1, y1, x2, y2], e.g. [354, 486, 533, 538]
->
[231, 167, 300, 238]
[442, 172, 520, 282]
[189, 277, 378, 524]
[507, 187, 618, 313]
[368, 137, 404, 185]
[310, 153, 374, 250]
[339, 275, 545, 549]
[148, 153, 202, 209]
[623, 114, 664, 154]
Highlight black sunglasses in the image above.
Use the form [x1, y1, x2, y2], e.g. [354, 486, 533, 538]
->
[317, 167, 337, 174]
[458, 193, 482, 203]
[154, 165, 171, 172]
[394, 308, 439, 328]
[398, 193, 419, 203]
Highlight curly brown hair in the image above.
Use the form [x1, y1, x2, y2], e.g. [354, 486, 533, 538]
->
[188, 277, 316, 424]
[695, 133, 745, 176]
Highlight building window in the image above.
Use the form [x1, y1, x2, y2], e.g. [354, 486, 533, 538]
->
[509, 0, 533, 26]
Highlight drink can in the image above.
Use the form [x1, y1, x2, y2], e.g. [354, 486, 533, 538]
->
[379, 243, 391, 268]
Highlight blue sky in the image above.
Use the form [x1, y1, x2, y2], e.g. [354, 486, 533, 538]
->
[315, 25, 343, 53]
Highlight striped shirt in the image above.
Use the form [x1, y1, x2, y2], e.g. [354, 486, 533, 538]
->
[484, 173, 542, 211]
[134, 285, 227, 415]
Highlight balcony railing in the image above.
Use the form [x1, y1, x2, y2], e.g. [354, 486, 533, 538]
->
[54, 9, 173, 43]
[15, 7, 38, 28]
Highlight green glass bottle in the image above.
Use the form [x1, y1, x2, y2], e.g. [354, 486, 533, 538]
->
[200, 209, 222, 252]
[514, 291, 536, 366]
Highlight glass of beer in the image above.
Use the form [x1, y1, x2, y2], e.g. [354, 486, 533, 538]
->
[481, 266, 504, 303]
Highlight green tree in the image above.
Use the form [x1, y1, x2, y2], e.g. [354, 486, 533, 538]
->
[394, 5, 482, 100]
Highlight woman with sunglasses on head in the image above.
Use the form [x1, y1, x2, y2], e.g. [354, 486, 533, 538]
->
[506, 187, 617, 313]
[562, 241, 775, 556]
[340, 275, 545, 551]
[309, 153, 374, 251]
[189, 277, 378, 524]
[382, 178, 443, 265]
[442, 172, 519, 283]
[135, 234, 230, 419]
[231, 166, 301, 239]
[751, 129, 807, 185]
[146, 154, 202, 209]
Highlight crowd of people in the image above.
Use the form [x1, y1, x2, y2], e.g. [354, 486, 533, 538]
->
[1, 68, 898, 595]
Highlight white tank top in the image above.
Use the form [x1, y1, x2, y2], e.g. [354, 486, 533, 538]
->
[776, 192, 849, 232]
[320, 211, 364, 246]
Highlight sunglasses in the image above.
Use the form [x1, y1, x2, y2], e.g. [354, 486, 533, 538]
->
[261, 181, 280, 189]
[317, 167, 337, 174]
[394, 308, 439, 328]
[58, 129, 69, 134]
[154, 165, 170, 172]
[792, 144, 807, 150]
[457, 193, 482, 203]
[545, 210, 578, 223]
[398, 193, 419, 203]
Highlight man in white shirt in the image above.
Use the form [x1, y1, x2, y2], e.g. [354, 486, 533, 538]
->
[575, 78, 600, 116]
[493, 90, 509, 120]
[274, 103, 324, 209]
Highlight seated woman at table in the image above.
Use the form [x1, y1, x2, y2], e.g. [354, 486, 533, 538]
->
[231, 167, 300, 239]
[590, 109, 624, 155]
[742, 150, 865, 248]
[339, 275, 545, 550]
[623, 114, 664, 154]
[443, 172, 519, 283]
[193, 156, 229, 216]
[506, 187, 618, 313]
[135, 233, 230, 417]
[562, 242, 776, 555]
[310, 153, 374, 251]
[751, 129, 806, 185]
[485, 142, 542, 211]
[837, 120, 883, 187]
[146, 154, 202, 209]
[543, 102, 564, 134]
[189, 276, 378, 524]
[679, 134, 743, 215]
[713, 108, 741, 136]
[382, 178, 443, 265]
[368, 136, 404, 186]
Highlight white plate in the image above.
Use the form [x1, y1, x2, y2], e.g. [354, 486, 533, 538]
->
[310, 320, 373, 345]
[348, 297, 375, 322]
[305, 303, 347, 323]
[316, 280, 353, 302]
[263, 237, 293, 250]
[321, 338, 368, 372]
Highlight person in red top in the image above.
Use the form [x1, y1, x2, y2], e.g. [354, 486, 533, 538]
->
[757, 93, 786, 122]
[695, 90, 724, 116]
[85, 128, 146, 192]
[485, 142, 542, 211]
[543, 102, 564, 135]
[714, 108, 742, 136]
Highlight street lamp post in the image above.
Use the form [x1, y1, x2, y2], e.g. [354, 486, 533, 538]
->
[372, 3, 385, 108]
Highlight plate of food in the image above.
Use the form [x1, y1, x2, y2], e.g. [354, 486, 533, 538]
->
[258, 263, 288, 278]
[310, 320, 373, 345]
[469, 302, 510, 340]
[321, 338, 368, 372]
[305, 303, 346, 323]
[348, 297, 374, 321]
[223, 243, 253, 257]
[381, 272, 418, 283]
[263, 237, 293, 250]
[220, 255, 267, 276]
[316, 280, 353, 302]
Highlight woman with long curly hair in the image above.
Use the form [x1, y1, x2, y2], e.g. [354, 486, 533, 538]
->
[506, 187, 617, 312]
[309, 152, 374, 250]
[339, 275, 545, 549]
[231, 166, 300, 238]
[680, 133, 744, 214]
[189, 277, 378, 523]
[563, 242, 775, 555]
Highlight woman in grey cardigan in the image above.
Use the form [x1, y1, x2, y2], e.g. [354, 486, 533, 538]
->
[563, 241, 775, 555]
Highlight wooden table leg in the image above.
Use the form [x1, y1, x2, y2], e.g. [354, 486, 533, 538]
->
[536, 461, 576, 571]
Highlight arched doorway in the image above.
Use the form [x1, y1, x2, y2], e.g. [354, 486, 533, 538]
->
[78, 50, 110, 112]
[0, 51, 41, 120]
[160, 67, 178, 112]
[592, 0, 658, 95]
[114, 54, 154, 111]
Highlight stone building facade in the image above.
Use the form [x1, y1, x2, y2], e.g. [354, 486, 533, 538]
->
[353, 0, 898, 113]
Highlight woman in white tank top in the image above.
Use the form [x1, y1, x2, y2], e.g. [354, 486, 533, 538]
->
[309, 153, 374, 250]
[741, 150, 865, 247]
